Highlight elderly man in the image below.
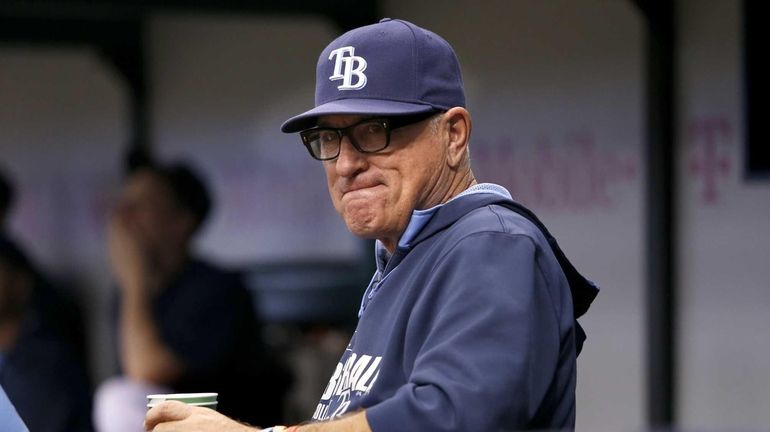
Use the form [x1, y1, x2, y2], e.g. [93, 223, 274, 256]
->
[146, 18, 597, 432]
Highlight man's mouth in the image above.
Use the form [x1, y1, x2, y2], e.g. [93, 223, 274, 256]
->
[341, 183, 383, 197]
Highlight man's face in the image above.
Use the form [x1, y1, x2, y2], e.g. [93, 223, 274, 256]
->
[320, 114, 448, 250]
[115, 170, 186, 252]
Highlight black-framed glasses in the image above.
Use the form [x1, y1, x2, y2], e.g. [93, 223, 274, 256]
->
[299, 111, 439, 161]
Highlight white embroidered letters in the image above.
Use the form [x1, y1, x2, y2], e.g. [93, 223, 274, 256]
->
[328, 46, 368, 90]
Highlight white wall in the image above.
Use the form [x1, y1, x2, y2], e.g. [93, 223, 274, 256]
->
[677, 0, 770, 428]
[148, 15, 361, 264]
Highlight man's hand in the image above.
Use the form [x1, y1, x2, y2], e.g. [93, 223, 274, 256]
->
[111, 206, 185, 384]
[145, 401, 259, 432]
[108, 209, 153, 294]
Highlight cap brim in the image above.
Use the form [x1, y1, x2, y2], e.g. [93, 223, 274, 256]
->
[281, 99, 437, 133]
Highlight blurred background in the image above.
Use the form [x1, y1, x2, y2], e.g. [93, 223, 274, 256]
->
[1, 0, 768, 430]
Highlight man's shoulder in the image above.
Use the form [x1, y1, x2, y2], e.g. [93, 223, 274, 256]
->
[448, 201, 546, 244]
[184, 258, 242, 284]
[169, 258, 249, 303]
[423, 202, 561, 275]
[417, 192, 549, 249]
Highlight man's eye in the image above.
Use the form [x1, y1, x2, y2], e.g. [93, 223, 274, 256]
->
[319, 131, 338, 142]
[363, 122, 385, 134]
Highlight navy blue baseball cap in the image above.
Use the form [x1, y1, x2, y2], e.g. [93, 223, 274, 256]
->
[281, 18, 465, 133]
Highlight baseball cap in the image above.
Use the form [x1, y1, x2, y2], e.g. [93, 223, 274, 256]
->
[281, 18, 465, 133]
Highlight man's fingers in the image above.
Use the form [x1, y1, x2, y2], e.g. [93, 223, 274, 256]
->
[144, 400, 191, 431]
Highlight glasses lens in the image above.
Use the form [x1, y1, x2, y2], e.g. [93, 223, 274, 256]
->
[351, 120, 388, 153]
[304, 129, 340, 160]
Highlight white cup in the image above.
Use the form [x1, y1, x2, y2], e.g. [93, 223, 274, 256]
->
[146, 392, 218, 411]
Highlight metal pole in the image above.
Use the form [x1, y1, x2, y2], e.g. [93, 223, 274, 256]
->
[639, 0, 678, 427]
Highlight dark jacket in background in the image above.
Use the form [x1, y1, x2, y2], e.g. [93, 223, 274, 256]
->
[113, 259, 291, 426]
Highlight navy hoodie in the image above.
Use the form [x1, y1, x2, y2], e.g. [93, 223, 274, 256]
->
[312, 187, 595, 431]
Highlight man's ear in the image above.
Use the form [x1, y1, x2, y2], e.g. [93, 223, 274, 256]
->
[444, 107, 472, 169]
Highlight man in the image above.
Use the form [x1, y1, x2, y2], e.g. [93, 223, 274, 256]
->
[0, 167, 91, 370]
[96, 162, 288, 431]
[1, 169, 93, 432]
[146, 18, 597, 431]
[0, 233, 93, 431]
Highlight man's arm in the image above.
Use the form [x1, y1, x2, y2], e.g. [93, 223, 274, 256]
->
[109, 212, 186, 384]
[119, 279, 186, 384]
[144, 401, 371, 432]
[293, 412, 370, 432]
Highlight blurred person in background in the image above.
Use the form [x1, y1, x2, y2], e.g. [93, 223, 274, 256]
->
[146, 19, 597, 432]
[0, 167, 92, 432]
[0, 166, 90, 372]
[94, 160, 290, 431]
[0, 233, 93, 431]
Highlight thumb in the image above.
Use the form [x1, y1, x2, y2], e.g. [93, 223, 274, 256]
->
[144, 400, 191, 431]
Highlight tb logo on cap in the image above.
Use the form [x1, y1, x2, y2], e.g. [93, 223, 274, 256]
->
[328, 46, 367, 90]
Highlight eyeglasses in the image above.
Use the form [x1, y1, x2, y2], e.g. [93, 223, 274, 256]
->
[299, 112, 439, 161]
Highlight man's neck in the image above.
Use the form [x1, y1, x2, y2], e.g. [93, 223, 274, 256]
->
[438, 167, 477, 207]
[149, 247, 189, 292]
[379, 170, 478, 254]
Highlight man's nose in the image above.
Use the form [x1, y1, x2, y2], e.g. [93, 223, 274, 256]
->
[334, 136, 367, 176]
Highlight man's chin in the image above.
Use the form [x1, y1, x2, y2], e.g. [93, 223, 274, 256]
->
[341, 209, 380, 239]
[344, 220, 380, 239]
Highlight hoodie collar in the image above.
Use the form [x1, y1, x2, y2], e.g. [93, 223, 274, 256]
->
[373, 183, 512, 274]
